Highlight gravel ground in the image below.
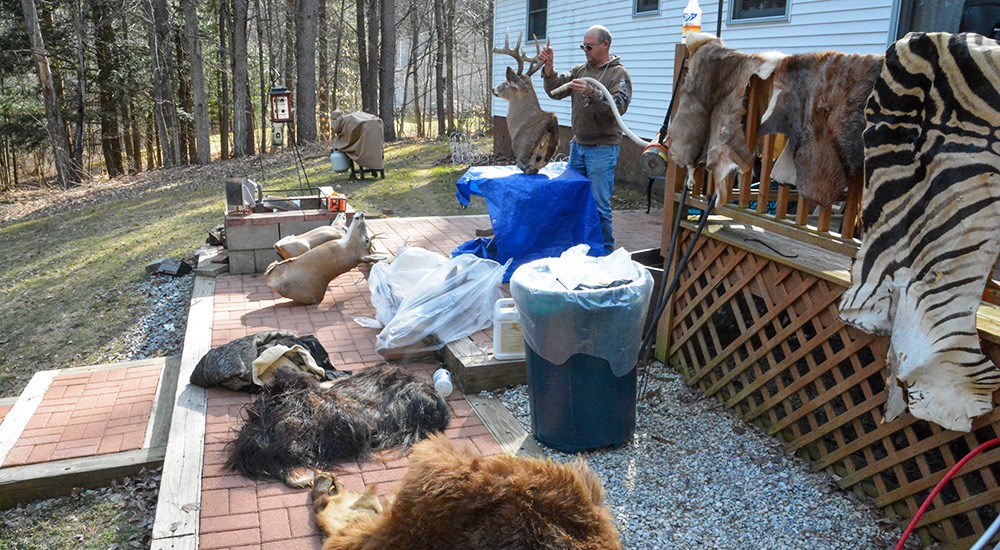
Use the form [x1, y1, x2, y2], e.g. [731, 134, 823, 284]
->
[487, 365, 904, 550]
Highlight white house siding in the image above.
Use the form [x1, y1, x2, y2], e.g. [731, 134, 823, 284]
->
[493, 0, 896, 139]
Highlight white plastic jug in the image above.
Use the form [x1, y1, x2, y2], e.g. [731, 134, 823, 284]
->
[492, 298, 525, 360]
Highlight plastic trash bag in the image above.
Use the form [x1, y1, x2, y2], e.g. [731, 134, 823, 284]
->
[510, 245, 653, 376]
[356, 245, 448, 328]
[375, 254, 510, 358]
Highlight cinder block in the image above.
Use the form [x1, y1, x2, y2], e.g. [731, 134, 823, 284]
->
[228, 250, 256, 275]
[255, 249, 282, 273]
[278, 220, 327, 239]
[226, 223, 280, 251]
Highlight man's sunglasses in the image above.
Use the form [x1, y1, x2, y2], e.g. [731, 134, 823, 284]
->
[580, 42, 603, 51]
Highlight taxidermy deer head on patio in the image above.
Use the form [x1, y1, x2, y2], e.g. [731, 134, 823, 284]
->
[493, 32, 559, 175]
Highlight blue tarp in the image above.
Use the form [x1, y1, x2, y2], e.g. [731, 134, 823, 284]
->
[452, 162, 605, 281]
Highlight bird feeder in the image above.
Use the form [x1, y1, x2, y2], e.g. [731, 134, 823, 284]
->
[269, 86, 293, 123]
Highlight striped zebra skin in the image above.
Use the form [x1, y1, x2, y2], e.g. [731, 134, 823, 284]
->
[839, 32, 1000, 432]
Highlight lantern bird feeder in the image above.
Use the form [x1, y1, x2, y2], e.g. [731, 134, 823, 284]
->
[269, 86, 293, 123]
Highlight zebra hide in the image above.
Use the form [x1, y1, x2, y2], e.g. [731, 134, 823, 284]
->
[668, 33, 783, 189]
[839, 32, 1000, 432]
[758, 52, 883, 207]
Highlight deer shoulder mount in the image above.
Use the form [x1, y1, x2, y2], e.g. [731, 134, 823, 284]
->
[273, 213, 349, 260]
[839, 32, 1000, 432]
[264, 213, 380, 305]
[493, 33, 559, 175]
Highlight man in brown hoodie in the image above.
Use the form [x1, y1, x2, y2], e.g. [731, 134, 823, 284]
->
[539, 25, 632, 253]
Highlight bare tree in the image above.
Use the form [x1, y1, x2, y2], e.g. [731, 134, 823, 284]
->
[21, 0, 78, 187]
[295, 0, 318, 142]
[92, 0, 125, 175]
[72, 0, 87, 175]
[317, 0, 329, 138]
[256, 0, 268, 153]
[445, 0, 454, 132]
[232, 0, 251, 156]
[433, 0, 444, 136]
[378, 0, 395, 141]
[217, 0, 230, 159]
[145, 0, 181, 167]
[181, 0, 212, 163]
[355, 0, 372, 112]
[330, 0, 347, 110]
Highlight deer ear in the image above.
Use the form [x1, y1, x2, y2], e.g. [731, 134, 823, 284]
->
[506, 66, 517, 81]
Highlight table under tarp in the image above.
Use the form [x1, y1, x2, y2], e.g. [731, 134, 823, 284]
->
[453, 162, 605, 281]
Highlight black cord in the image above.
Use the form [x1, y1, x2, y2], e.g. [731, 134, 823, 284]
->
[291, 135, 311, 189]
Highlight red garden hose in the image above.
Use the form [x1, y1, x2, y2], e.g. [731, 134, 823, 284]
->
[895, 437, 1000, 549]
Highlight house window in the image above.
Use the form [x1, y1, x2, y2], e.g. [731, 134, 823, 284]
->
[732, 0, 789, 22]
[528, 0, 547, 39]
[635, 0, 658, 15]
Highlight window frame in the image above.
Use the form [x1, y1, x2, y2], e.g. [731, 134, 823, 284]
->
[633, 0, 660, 17]
[527, 0, 548, 40]
[728, 0, 791, 24]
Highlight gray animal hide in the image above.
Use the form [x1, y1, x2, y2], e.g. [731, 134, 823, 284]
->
[668, 33, 783, 187]
[759, 52, 883, 207]
[839, 32, 1000, 432]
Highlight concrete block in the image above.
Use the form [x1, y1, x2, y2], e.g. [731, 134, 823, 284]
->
[228, 250, 256, 275]
[254, 249, 281, 273]
[278, 220, 327, 239]
[226, 223, 280, 251]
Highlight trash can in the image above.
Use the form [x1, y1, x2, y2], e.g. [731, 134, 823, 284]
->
[510, 247, 653, 452]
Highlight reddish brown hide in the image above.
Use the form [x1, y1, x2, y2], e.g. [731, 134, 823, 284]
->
[759, 52, 883, 207]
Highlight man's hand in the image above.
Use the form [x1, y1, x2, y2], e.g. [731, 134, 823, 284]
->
[569, 79, 595, 96]
[539, 46, 554, 75]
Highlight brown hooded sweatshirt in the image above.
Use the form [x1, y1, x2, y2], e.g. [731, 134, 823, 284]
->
[542, 56, 632, 146]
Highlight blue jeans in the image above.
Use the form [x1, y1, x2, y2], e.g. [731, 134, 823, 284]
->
[569, 141, 619, 253]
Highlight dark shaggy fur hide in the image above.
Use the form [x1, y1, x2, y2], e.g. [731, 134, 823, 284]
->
[313, 434, 623, 550]
[226, 365, 451, 485]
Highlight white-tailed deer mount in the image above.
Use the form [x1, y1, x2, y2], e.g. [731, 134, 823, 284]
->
[493, 32, 559, 175]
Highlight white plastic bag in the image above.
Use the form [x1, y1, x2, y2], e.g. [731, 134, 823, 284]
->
[375, 254, 510, 358]
[356, 245, 448, 328]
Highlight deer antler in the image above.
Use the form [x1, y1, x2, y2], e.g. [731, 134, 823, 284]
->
[493, 31, 526, 74]
[524, 35, 549, 77]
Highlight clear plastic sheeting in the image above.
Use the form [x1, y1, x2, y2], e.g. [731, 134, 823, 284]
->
[374, 253, 509, 358]
[357, 245, 448, 328]
[510, 246, 654, 376]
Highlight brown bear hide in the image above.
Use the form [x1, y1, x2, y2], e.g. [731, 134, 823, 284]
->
[759, 52, 883, 207]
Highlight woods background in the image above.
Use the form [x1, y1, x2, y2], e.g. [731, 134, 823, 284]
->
[1, 0, 495, 188]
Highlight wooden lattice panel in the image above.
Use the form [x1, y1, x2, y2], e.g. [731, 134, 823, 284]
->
[664, 227, 1000, 547]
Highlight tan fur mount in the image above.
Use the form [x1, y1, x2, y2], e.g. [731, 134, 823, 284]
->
[668, 33, 783, 199]
[493, 33, 560, 175]
[274, 213, 349, 259]
[313, 434, 623, 549]
[313, 475, 384, 534]
[758, 52, 882, 207]
[264, 213, 378, 305]
[839, 32, 1000, 431]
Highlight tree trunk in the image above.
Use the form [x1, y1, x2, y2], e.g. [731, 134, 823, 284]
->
[432, 0, 445, 137]
[317, 0, 329, 139]
[232, 0, 251, 156]
[283, 0, 296, 143]
[256, 0, 267, 153]
[378, 0, 396, 141]
[408, 0, 422, 137]
[219, 0, 230, 160]
[295, 0, 318, 142]
[181, 0, 212, 164]
[484, 0, 493, 131]
[355, 0, 371, 112]
[72, 0, 87, 176]
[330, 0, 346, 111]
[21, 0, 77, 187]
[145, 0, 181, 167]
[366, 0, 378, 112]
[444, 0, 454, 132]
[174, 33, 192, 164]
[92, 0, 125, 177]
